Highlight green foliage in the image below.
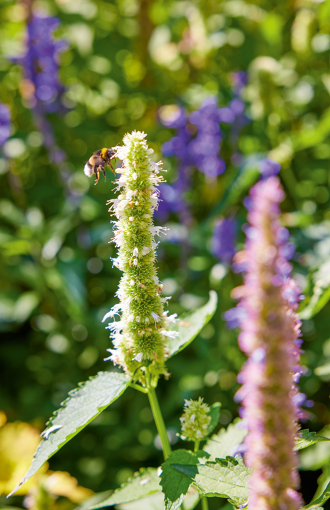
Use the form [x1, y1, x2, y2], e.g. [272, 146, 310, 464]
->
[205, 402, 221, 437]
[160, 450, 250, 509]
[299, 261, 330, 320]
[8, 372, 130, 496]
[204, 419, 247, 460]
[115, 493, 165, 510]
[92, 468, 161, 508]
[303, 481, 330, 509]
[188, 456, 250, 507]
[300, 426, 330, 471]
[166, 291, 218, 358]
[160, 450, 208, 510]
[112, 491, 199, 510]
[294, 429, 330, 451]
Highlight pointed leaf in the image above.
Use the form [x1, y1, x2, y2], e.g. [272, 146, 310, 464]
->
[117, 493, 164, 510]
[299, 260, 330, 320]
[115, 489, 200, 510]
[205, 403, 221, 437]
[8, 371, 130, 497]
[166, 291, 218, 358]
[160, 450, 209, 510]
[161, 450, 250, 509]
[192, 456, 250, 507]
[303, 482, 330, 509]
[92, 468, 161, 508]
[294, 429, 330, 451]
[204, 419, 247, 460]
[74, 491, 112, 510]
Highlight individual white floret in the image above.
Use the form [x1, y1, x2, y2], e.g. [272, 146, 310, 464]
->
[161, 330, 179, 339]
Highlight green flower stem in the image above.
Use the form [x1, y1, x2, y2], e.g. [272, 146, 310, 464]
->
[147, 386, 171, 460]
[128, 382, 148, 393]
[201, 496, 209, 510]
[194, 440, 200, 452]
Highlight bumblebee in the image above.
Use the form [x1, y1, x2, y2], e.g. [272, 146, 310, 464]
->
[84, 148, 116, 185]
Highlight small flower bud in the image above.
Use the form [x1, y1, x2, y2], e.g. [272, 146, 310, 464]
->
[180, 398, 211, 442]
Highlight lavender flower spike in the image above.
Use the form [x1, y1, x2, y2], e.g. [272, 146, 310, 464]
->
[212, 217, 236, 265]
[231, 176, 303, 510]
[0, 104, 11, 146]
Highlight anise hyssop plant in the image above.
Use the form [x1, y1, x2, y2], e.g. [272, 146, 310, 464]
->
[7, 132, 330, 510]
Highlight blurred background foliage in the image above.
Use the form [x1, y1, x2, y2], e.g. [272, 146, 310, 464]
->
[1, 0, 330, 508]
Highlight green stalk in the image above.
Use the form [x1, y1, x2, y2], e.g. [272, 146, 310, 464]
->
[129, 382, 148, 393]
[147, 386, 172, 460]
[201, 496, 209, 510]
[194, 440, 200, 452]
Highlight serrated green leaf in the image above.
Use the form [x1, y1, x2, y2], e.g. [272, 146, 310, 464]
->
[303, 482, 330, 509]
[117, 493, 164, 510]
[92, 468, 161, 508]
[73, 491, 112, 510]
[299, 260, 330, 320]
[300, 426, 330, 471]
[166, 291, 218, 358]
[295, 429, 330, 451]
[115, 488, 200, 510]
[191, 456, 250, 507]
[204, 419, 247, 460]
[8, 371, 130, 497]
[205, 403, 221, 437]
[312, 463, 330, 504]
[160, 450, 209, 510]
[160, 450, 249, 509]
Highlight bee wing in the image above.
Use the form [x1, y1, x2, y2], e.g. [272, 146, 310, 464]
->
[84, 163, 94, 177]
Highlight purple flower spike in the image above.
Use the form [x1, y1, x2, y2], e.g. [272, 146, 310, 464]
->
[212, 217, 236, 265]
[260, 158, 281, 179]
[158, 106, 194, 224]
[16, 14, 67, 112]
[188, 97, 227, 177]
[228, 177, 304, 510]
[0, 104, 11, 146]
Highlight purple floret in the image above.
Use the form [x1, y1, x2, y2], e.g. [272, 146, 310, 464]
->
[212, 217, 236, 265]
[15, 14, 67, 112]
[0, 104, 11, 146]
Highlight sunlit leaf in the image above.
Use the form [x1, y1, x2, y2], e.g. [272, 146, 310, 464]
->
[294, 429, 330, 451]
[160, 450, 208, 510]
[166, 291, 218, 358]
[299, 260, 330, 320]
[8, 372, 130, 497]
[300, 426, 330, 471]
[205, 403, 221, 437]
[204, 419, 247, 460]
[160, 450, 250, 510]
[91, 468, 161, 508]
[303, 481, 330, 509]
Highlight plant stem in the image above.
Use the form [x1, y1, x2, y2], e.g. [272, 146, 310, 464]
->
[147, 386, 172, 460]
[194, 440, 200, 452]
[201, 496, 209, 510]
[129, 382, 148, 393]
